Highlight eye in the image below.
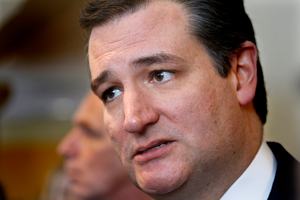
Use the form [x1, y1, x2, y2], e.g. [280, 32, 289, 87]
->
[103, 88, 122, 102]
[153, 71, 173, 82]
[79, 125, 103, 138]
[81, 127, 99, 138]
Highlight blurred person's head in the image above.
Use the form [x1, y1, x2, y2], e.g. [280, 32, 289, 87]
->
[58, 92, 150, 200]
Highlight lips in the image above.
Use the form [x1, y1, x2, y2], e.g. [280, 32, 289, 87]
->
[133, 140, 174, 162]
[137, 141, 173, 154]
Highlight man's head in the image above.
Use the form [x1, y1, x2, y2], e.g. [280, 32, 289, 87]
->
[80, 0, 267, 124]
[80, 0, 266, 199]
[58, 93, 149, 200]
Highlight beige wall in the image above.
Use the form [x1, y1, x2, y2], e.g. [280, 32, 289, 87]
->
[245, 0, 300, 160]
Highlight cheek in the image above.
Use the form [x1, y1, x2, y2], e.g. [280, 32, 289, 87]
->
[96, 147, 128, 183]
[105, 111, 123, 149]
[107, 124, 128, 157]
[89, 145, 121, 173]
[105, 109, 134, 162]
[165, 84, 218, 130]
[84, 146, 127, 194]
[163, 77, 237, 146]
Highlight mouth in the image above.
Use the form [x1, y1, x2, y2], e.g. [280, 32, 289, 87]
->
[137, 141, 173, 155]
[133, 140, 174, 162]
[65, 166, 80, 180]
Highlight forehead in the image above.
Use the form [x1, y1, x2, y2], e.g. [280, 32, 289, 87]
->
[88, 1, 192, 79]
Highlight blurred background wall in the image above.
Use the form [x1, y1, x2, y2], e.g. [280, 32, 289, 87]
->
[0, 0, 299, 200]
[0, 0, 90, 199]
[245, 0, 300, 162]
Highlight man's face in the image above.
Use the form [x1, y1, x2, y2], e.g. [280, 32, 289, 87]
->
[89, 1, 247, 196]
[58, 93, 127, 199]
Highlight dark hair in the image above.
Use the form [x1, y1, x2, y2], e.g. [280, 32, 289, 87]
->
[79, 0, 268, 124]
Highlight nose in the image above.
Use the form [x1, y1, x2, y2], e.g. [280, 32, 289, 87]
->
[123, 88, 159, 133]
[57, 128, 79, 159]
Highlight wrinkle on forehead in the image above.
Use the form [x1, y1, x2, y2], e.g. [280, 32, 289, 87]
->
[89, 24, 153, 64]
[89, 1, 189, 58]
[89, 1, 193, 81]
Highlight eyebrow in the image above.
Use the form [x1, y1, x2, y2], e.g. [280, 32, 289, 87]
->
[77, 121, 92, 131]
[91, 70, 111, 93]
[76, 121, 103, 137]
[91, 53, 185, 93]
[131, 52, 185, 67]
[74, 119, 93, 131]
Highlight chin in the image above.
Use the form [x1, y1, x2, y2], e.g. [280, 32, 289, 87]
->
[71, 180, 114, 200]
[71, 184, 92, 199]
[136, 168, 187, 195]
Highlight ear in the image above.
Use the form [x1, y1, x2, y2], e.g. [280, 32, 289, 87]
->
[230, 41, 258, 105]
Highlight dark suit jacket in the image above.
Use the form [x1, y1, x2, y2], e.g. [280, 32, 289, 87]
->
[267, 142, 300, 200]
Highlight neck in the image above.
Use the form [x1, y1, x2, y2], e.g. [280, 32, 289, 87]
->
[151, 103, 263, 200]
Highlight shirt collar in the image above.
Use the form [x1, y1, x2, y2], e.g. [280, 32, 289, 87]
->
[220, 141, 277, 200]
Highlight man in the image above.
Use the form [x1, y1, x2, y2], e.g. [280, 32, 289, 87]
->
[79, 0, 300, 199]
[57, 92, 150, 200]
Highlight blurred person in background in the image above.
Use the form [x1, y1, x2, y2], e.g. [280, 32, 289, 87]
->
[55, 92, 151, 200]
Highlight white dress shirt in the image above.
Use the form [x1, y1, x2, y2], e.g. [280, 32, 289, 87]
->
[220, 141, 277, 200]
